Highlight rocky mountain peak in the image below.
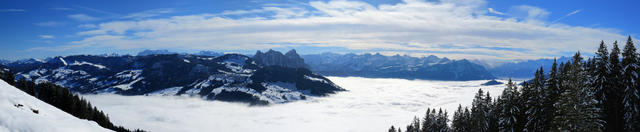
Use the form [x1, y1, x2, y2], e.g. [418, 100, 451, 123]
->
[253, 49, 309, 68]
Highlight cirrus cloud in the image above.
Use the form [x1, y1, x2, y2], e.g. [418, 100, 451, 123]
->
[38, 0, 627, 60]
[39, 35, 55, 39]
[68, 14, 100, 21]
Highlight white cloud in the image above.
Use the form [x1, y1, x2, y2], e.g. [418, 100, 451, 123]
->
[44, 0, 626, 60]
[508, 5, 550, 22]
[83, 77, 507, 132]
[39, 35, 55, 39]
[78, 24, 97, 29]
[0, 9, 26, 12]
[122, 8, 174, 19]
[220, 7, 308, 19]
[68, 14, 100, 21]
[73, 5, 119, 16]
[488, 8, 504, 15]
[34, 21, 64, 27]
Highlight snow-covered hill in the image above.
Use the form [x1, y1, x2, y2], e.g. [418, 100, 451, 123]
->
[6, 52, 343, 104]
[0, 80, 110, 132]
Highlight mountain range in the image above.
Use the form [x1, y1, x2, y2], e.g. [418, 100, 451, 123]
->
[2, 48, 560, 106]
[3, 50, 344, 105]
[481, 57, 571, 79]
[302, 52, 495, 80]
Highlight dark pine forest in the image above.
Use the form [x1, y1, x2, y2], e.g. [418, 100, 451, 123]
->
[0, 67, 145, 132]
[389, 36, 640, 132]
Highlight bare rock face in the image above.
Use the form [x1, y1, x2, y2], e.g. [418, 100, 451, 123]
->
[253, 49, 309, 69]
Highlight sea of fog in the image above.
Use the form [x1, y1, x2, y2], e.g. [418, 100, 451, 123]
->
[83, 77, 508, 132]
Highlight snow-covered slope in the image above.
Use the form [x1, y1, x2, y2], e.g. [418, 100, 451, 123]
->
[8, 53, 344, 104]
[0, 80, 110, 132]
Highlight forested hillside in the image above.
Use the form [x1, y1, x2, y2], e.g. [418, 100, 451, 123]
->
[389, 36, 640, 132]
[0, 66, 144, 132]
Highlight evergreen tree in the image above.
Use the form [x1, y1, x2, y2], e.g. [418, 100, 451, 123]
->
[406, 116, 420, 132]
[0, 76, 145, 132]
[451, 105, 468, 132]
[463, 107, 472, 131]
[593, 41, 609, 102]
[15, 78, 36, 96]
[406, 123, 415, 132]
[422, 108, 435, 132]
[553, 52, 603, 131]
[486, 93, 499, 132]
[544, 59, 560, 131]
[602, 41, 626, 131]
[524, 68, 546, 132]
[0, 66, 14, 85]
[621, 36, 640, 131]
[389, 126, 397, 132]
[435, 109, 449, 132]
[514, 81, 526, 131]
[470, 89, 488, 132]
[498, 79, 520, 132]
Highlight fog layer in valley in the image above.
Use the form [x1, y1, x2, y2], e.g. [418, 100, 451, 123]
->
[84, 77, 507, 132]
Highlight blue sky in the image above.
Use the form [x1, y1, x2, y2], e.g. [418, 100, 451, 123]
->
[0, 0, 638, 61]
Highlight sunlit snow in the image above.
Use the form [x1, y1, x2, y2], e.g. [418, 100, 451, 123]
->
[0, 80, 109, 132]
[84, 77, 508, 132]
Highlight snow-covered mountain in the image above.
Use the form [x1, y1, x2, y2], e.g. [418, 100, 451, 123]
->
[136, 49, 176, 56]
[481, 56, 571, 79]
[6, 52, 344, 105]
[194, 51, 224, 57]
[0, 60, 9, 65]
[302, 53, 495, 81]
[0, 79, 110, 132]
[136, 49, 224, 57]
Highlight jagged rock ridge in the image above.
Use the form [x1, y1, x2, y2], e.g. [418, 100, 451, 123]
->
[253, 49, 309, 68]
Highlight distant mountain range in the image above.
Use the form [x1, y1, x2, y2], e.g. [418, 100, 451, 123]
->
[302, 52, 495, 81]
[480, 57, 571, 79]
[3, 50, 344, 105]
[2, 48, 566, 105]
[134, 50, 497, 80]
[0, 59, 9, 65]
[137, 49, 224, 57]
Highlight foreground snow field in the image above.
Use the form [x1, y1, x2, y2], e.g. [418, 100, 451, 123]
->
[84, 77, 508, 132]
[0, 80, 110, 132]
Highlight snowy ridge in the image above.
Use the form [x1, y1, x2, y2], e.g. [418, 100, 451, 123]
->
[259, 82, 308, 103]
[305, 75, 328, 83]
[9, 53, 343, 104]
[148, 87, 183, 96]
[112, 78, 143, 91]
[0, 80, 110, 132]
[59, 58, 68, 66]
[70, 61, 106, 69]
